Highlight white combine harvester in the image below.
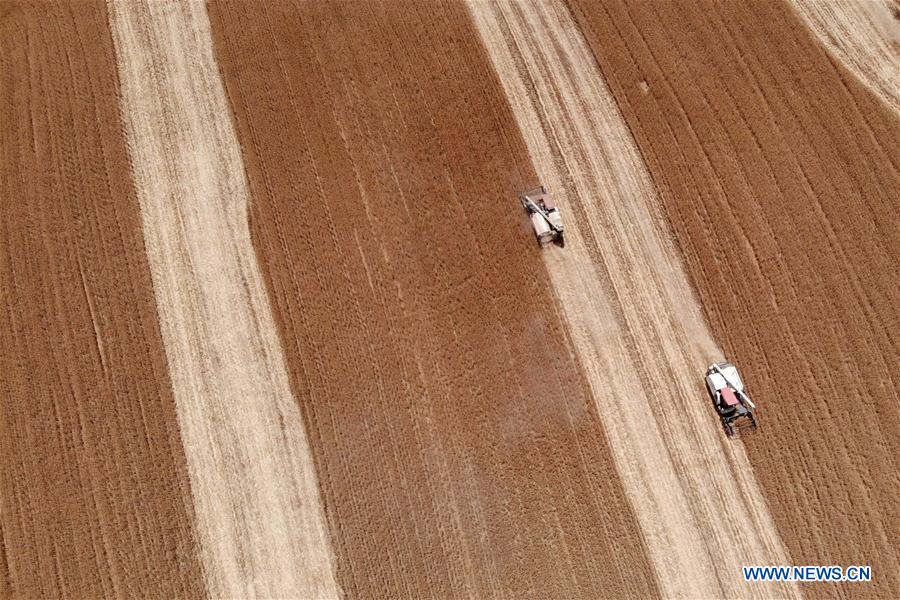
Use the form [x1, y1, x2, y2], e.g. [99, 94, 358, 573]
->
[705, 362, 758, 437]
[520, 186, 564, 247]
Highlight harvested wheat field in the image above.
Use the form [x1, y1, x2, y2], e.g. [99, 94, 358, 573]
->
[1, 0, 897, 598]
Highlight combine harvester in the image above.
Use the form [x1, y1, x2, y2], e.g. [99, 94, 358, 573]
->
[520, 186, 564, 247]
[518, 188, 756, 439]
[705, 362, 758, 437]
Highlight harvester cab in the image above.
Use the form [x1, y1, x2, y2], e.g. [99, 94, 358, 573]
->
[705, 362, 758, 437]
[520, 186, 564, 247]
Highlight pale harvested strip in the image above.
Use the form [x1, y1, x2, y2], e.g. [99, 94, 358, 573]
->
[791, 0, 900, 114]
[469, 2, 798, 597]
[106, 2, 338, 597]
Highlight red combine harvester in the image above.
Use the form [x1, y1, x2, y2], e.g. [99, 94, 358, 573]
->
[705, 362, 758, 437]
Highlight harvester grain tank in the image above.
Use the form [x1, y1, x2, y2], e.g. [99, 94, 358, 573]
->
[520, 186, 564, 247]
[705, 362, 758, 437]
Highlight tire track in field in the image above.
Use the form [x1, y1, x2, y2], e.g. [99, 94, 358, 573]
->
[791, 0, 900, 114]
[469, 2, 798, 597]
[106, 2, 338, 597]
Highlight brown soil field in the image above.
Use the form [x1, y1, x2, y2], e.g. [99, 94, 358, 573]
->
[206, 1, 654, 597]
[0, 2, 202, 597]
[569, 0, 900, 596]
[3, 0, 898, 597]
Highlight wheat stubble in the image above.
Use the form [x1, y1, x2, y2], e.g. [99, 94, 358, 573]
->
[570, 0, 900, 596]
[207, 0, 655, 597]
[106, 1, 338, 597]
[0, 2, 203, 597]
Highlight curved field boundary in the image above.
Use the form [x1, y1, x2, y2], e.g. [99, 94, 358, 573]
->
[791, 0, 900, 114]
[106, 1, 338, 597]
[469, 2, 797, 597]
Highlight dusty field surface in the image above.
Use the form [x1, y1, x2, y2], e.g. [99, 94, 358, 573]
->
[570, 0, 900, 596]
[469, 2, 795, 598]
[0, 2, 202, 597]
[206, 1, 655, 597]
